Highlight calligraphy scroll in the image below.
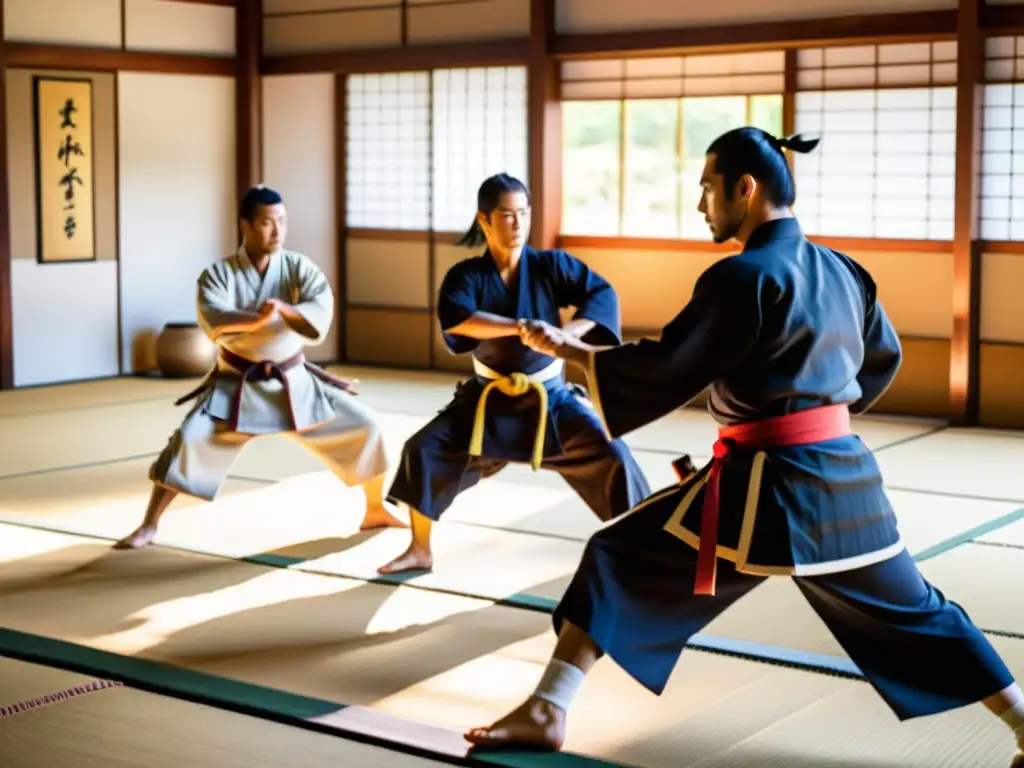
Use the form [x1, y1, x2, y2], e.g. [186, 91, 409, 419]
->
[33, 77, 95, 263]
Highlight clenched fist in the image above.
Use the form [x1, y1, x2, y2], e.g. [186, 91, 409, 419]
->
[518, 319, 571, 356]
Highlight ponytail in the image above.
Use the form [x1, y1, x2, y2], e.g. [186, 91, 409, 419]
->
[776, 132, 821, 154]
[455, 217, 486, 248]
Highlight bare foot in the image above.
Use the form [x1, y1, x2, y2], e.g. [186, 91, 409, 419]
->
[359, 505, 408, 531]
[464, 697, 566, 751]
[112, 525, 158, 550]
[377, 543, 433, 574]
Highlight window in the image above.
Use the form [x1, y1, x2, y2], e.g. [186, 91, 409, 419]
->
[560, 51, 785, 238]
[562, 101, 621, 236]
[346, 72, 431, 230]
[431, 66, 529, 233]
[345, 66, 528, 233]
[979, 37, 1024, 241]
[792, 42, 958, 240]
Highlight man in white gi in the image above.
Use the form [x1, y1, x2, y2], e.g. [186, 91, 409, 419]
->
[114, 185, 403, 550]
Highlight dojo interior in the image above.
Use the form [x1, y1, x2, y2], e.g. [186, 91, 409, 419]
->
[2, 0, 1024, 766]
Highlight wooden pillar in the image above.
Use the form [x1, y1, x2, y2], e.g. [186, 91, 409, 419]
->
[235, 0, 262, 200]
[0, 3, 12, 390]
[528, 0, 560, 250]
[334, 74, 348, 362]
[781, 49, 797, 177]
[950, 0, 982, 425]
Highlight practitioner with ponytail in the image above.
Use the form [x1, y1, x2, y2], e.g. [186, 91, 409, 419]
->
[377, 173, 650, 574]
[466, 130, 1024, 765]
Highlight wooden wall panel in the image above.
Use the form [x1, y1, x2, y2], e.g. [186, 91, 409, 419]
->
[4, 0, 121, 48]
[979, 342, 1024, 429]
[847, 250, 954, 338]
[263, 8, 401, 55]
[124, 0, 235, 56]
[980, 252, 1024, 344]
[407, 0, 530, 45]
[263, 0, 394, 11]
[345, 307, 432, 367]
[347, 237, 431, 308]
[870, 337, 951, 417]
[554, 0, 956, 35]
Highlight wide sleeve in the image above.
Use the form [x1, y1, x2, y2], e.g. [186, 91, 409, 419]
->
[196, 265, 258, 343]
[585, 259, 766, 439]
[548, 250, 621, 346]
[436, 263, 481, 355]
[850, 288, 902, 414]
[288, 255, 334, 343]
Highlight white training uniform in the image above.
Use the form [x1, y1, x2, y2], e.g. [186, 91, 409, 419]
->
[150, 245, 387, 501]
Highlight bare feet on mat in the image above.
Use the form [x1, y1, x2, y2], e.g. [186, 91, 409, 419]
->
[376, 543, 433, 574]
[359, 505, 408, 531]
[112, 525, 157, 550]
[464, 697, 566, 751]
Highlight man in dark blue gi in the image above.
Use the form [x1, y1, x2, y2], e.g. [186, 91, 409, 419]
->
[464, 131, 1024, 765]
[378, 173, 651, 575]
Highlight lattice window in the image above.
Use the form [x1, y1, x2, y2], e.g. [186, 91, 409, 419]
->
[431, 66, 529, 233]
[979, 38, 1024, 241]
[346, 72, 431, 230]
[983, 35, 1024, 83]
[792, 42, 957, 240]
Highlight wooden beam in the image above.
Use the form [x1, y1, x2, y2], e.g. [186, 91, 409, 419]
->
[5, 43, 234, 75]
[528, 0, 559, 250]
[559, 235, 952, 254]
[335, 74, 348, 362]
[950, 0, 982, 426]
[981, 2, 1024, 33]
[236, 0, 262, 200]
[260, 38, 529, 76]
[550, 10, 957, 60]
[0, 6, 12, 389]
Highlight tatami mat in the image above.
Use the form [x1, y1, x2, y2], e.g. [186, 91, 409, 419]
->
[3, 372, 1024, 767]
[875, 427, 1024, 502]
[0, 524, 1018, 767]
[978, 518, 1024, 548]
[917, 545, 1024, 636]
[0, 654, 101, 705]
[0, 453, 1019, 611]
[0, 658, 450, 768]
[1, 459, 1022, 666]
[0, 370, 949, 484]
[0, 375, 196, 418]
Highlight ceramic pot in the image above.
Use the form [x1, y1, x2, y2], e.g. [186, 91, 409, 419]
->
[155, 322, 216, 378]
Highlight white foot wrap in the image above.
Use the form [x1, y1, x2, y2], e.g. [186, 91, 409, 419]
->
[532, 659, 585, 711]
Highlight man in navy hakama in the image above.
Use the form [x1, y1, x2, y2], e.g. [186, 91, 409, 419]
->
[378, 174, 651, 575]
[465, 133, 1024, 764]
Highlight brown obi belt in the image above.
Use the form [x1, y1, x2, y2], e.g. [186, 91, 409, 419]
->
[172, 349, 357, 431]
[220, 347, 305, 382]
[219, 348, 305, 430]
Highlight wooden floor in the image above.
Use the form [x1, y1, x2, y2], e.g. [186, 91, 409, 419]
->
[1, 365, 1023, 767]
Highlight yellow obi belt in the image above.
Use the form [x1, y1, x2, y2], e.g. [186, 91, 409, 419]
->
[468, 356, 564, 471]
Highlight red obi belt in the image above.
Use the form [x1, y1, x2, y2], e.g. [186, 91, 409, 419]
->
[694, 403, 852, 596]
